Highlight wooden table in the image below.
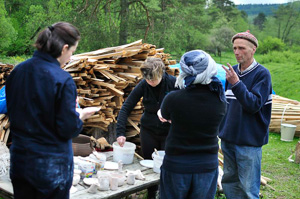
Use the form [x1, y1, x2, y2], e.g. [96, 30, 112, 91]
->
[0, 157, 159, 199]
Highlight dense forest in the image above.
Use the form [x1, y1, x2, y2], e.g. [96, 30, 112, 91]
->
[1, 0, 300, 59]
[237, 4, 283, 16]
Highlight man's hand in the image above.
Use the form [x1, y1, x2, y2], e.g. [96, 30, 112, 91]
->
[117, 136, 126, 147]
[222, 63, 239, 85]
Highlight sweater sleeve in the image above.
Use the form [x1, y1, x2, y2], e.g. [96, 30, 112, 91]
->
[232, 69, 272, 114]
[116, 80, 144, 137]
[160, 92, 174, 120]
[56, 78, 83, 140]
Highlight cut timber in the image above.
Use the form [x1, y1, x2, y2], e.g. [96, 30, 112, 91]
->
[116, 72, 140, 81]
[99, 70, 122, 83]
[3, 128, 10, 144]
[127, 118, 140, 133]
[0, 114, 5, 120]
[269, 95, 300, 137]
[126, 129, 139, 138]
[60, 40, 175, 131]
[125, 66, 142, 73]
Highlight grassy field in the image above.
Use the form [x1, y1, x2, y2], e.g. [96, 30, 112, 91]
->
[260, 133, 300, 199]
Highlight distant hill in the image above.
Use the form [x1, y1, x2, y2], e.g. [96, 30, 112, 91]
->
[237, 4, 285, 16]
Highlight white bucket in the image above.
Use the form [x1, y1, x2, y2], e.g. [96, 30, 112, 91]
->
[281, 123, 297, 142]
[113, 142, 136, 164]
[152, 151, 165, 173]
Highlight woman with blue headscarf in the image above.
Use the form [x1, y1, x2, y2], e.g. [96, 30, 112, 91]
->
[157, 50, 227, 199]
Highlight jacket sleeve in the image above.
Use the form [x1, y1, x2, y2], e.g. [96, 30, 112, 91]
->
[116, 80, 144, 137]
[231, 69, 272, 114]
[55, 78, 83, 140]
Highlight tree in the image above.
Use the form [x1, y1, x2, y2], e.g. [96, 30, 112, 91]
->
[253, 12, 266, 30]
[0, 0, 16, 52]
[212, 0, 238, 21]
[209, 26, 235, 56]
[273, 2, 300, 43]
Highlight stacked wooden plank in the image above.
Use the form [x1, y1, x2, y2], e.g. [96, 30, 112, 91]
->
[0, 114, 10, 144]
[63, 39, 179, 134]
[0, 63, 14, 89]
[269, 94, 300, 137]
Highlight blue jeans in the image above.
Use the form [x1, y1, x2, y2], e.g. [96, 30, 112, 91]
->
[159, 167, 218, 199]
[221, 140, 262, 199]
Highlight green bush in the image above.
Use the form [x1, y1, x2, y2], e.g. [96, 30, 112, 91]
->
[258, 36, 285, 54]
[259, 51, 300, 64]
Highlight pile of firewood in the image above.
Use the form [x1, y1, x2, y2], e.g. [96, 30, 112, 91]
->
[269, 94, 300, 137]
[0, 63, 13, 145]
[63, 39, 178, 135]
[0, 63, 14, 89]
[0, 114, 9, 145]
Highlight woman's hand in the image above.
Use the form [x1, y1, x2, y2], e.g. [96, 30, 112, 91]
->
[117, 136, 126, 147]
[157, 109, 171, 123]
[77, 107, 100, 121]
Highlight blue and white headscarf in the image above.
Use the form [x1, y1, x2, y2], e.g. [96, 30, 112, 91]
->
[175, 50, 226, 102]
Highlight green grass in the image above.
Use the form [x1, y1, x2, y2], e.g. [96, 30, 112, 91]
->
[0, 55, 29, 66]
[260, 133, 300, 199]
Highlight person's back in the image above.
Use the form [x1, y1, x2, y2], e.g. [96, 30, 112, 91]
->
[163, 84, 226, 156]
[158, 50, 227, 199]
[7, 52, 81, 153]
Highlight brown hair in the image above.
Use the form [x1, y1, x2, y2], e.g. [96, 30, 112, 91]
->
[34, 22, 80, 58]
[140, 58, 165, 80]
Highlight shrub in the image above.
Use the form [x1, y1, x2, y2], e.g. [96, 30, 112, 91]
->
[259, 51, 300, 64]
[258, 37, 285, 54]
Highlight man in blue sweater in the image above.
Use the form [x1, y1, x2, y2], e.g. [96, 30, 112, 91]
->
[219, 30, 272, 199]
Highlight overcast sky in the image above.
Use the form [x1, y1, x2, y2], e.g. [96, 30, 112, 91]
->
[232, 0, 291, 5]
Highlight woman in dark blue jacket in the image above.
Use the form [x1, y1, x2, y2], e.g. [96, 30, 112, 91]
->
[116, 58, 176, 199]
[6, 22, 97, 199]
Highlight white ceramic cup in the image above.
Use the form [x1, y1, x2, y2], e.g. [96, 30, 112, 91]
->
[127, 173, 135, 185]
[98, 176, 110, 191]
[110, 177, 119, 191]
[72, 174, 80, 186]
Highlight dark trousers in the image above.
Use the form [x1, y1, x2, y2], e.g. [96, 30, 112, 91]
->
[140, 126, 167, 159]
[160, 167, 218, 199]
[140, 126, 167, 199]
[12, 177, 71, 199]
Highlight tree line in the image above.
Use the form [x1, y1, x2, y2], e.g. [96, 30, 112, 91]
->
[1, 0, 300, 59]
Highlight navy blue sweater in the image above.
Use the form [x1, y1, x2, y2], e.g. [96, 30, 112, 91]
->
[160, 84, 227, 173]
[219, 63, 272, 147]
[6, 50, 83, 193]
